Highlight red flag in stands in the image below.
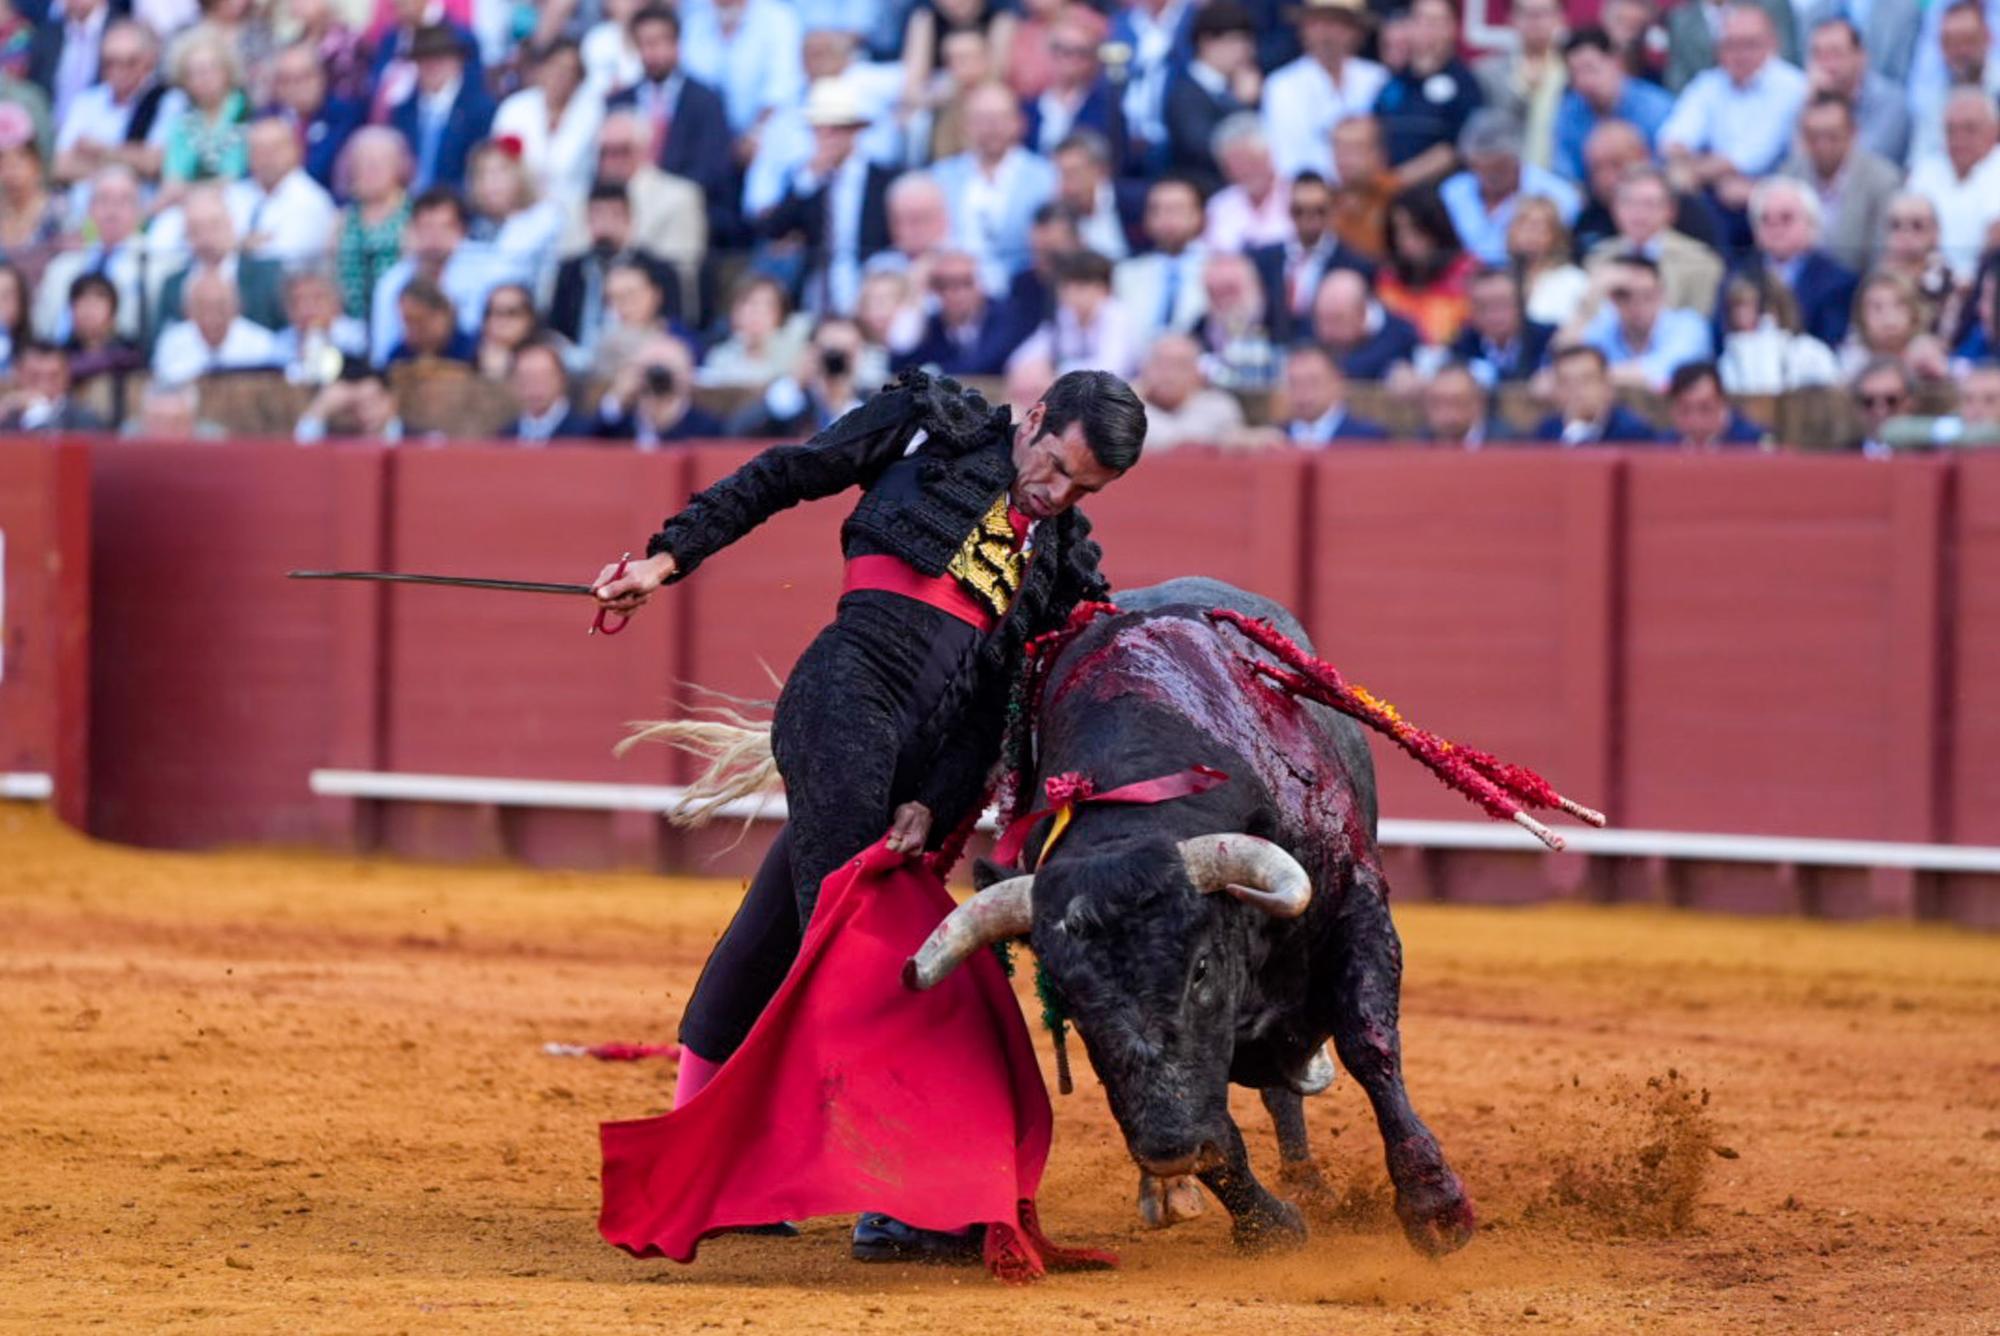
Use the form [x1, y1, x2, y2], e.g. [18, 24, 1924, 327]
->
[597, 839, 1115, 1283]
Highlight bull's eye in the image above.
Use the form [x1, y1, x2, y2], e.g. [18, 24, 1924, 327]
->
[1191, 955, 1210, 987]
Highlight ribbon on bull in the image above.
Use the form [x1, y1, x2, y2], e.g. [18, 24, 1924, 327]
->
[992, 765, 1231, 869]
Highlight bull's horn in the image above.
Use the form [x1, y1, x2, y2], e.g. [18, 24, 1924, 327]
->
[903, 875, 1034, 990]
[1178, 834, 1312, 918]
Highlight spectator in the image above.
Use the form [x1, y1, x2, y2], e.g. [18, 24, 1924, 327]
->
[155, 184, 285, 337]
[589, 261, 675, 379]
[1262, 0, 1385, 183]
[679, 0, 806, 144]
[272, 268, 367, 387]
[1850, 355, 1913, 456]
[1957, 362, 2000, 426]
[755, 79, 899, 316]
[933, 82, 1058, 289]
[1667, 359, 1768, 446]
[1420, 359, 1508, 446]
[0, 124, 63, 285]
[1277, 341, 1387, 445]
[994, 200, 1081, 334]
[1450, 265, 1555, 384]
[464, 140, 565, 290]
[1326, 115, 1395, 261]
[1194, 250, 1278, 389]
[227, 114, 336, 265]
[1571, 118, 1722, 256]
[552, 184, 683, 355]
[1873, 195, 1956, 331]
[0, 340, 105, 429]
[179, 0, 280, 98]
[1377, 186, 1475, 346]
[1506, 195, 1589, 329]
[598, 333, 725, 446]
[264, 41, 363, 193]
[1660, 5, 1808, 210]
[1534, 343, 1663, 442]
[1248, 170, 1374, 342]
[1779, 94, 1901, 275]
[1472, 0, 1567, 173]
[0, 54, 51, 169]
[1601, 0, 1668, 85]
[1800, 17, 1908, 167]
[576, 111, 708, 288]
[1023, 5, 1116, 158]
[1552, 29, 1672, 185]
[492, 38, 607, 206]
[1805, 0, 1920, 85]
[741, 27, 903, 216]
[1202, 115, 1291, 253]
[732, 316, 871, 436]
[474, 281, 549, 381]
[1577, 251, 1713, 390]
[60, 272, 144, 385]
[607, 3, 734, 234]
[331, 128, 413, 322]
[368, 187, 503, 366]
[1135, 330, 1248, 449]
[1953, 253, 2000, 359]
[1839, 271, 1950, 381]
[891, 247, 1019, 375]
[1664, 0, 1797, 93]
[850, 269, 905, 388]
[388, 25, 495, 194]
[294, 363, 406, 444]
[1579, 166, 1724, 324]
[865, 170, 953, 294]
[280, 0, 368, 104]
[1907, 89, 2000, 280]
[1374, 0, 1484, 188]
[125, 381, 223, 440]
[1725, 177, 1859, 347]
[1164, 0, 1258, 191]
[369, 0, 485, 117]
[32, 165, 149, 343]
[1438, 108, 1582, 267]
[384, 275, 477, 366]
[1052, 131, 1137, 261]
[907, 25, 994, 164]
[1111, 0, 1198, 176]
[699, 272, 811, 387]
[582, 0, 647, 95]
[32, 0, 115, 126]
[500, 338, 595, 443]
[1907, 0, 2000, 167]
[151, 269, 281, 385]
[1715, 268, 1840, 393]
[1010, 248, 1137, 377]
[1309, 267, 1422, 379]
[0, 260, 26, 373]
[1115, 176, 1210, 343]
[159, 31, 251, 192]
[1005, 0, 1065, 100]
[49, 19, 182, 194]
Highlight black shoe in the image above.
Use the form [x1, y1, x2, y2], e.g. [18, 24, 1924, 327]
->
[850, 1212, 985, 1264]
[711, 1221, 800, 1238]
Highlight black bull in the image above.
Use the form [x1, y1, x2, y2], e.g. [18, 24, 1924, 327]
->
[910, 577, 1476, 1256]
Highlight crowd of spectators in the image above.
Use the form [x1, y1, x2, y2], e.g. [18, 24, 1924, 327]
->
[1, 0, 1999, 452]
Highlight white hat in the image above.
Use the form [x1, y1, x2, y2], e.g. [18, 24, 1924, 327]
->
[803, 79, 872, 129]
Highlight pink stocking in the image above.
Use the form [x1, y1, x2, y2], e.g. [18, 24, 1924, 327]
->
[673, 1048, 721, 1109]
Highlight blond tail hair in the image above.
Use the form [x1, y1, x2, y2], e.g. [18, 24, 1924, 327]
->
[616, 680, 782, 830]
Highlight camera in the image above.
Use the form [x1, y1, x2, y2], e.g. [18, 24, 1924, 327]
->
[643, 364, 676, 396]
[819, 347, 851, 380]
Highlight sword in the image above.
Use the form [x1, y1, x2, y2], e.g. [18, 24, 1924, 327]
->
[289, 552, 637, 636]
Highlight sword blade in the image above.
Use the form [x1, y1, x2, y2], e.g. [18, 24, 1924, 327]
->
[288, 570, 599, 597]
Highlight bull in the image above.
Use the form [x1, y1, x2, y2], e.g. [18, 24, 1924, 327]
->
[906, 577, 1479, 1256]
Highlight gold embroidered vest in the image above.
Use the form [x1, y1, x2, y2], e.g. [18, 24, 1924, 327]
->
[946, 496, 1029, 620]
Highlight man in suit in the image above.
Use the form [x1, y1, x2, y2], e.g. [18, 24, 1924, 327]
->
[0, 340, 107, 431]
[500, 339, 597, 443]
[1806, 0, 1922, 83]
[1450, 266, 1555, 384]
[1668, 360, 1768, 447]
[388, 25, 495, 193]
[1572, 119, 1723, 255]
[28, 0, 122, 125]
[1278, 341, 1388, 446]
[1799, 16, 1909, 166]
[605, 3, 735, 238]
[1162, 0, 1257, 193]
[48, 15, 177, 192]
[381, 277, 478, 366]
[1308, 267, 1420, 381]
[32, 164, 152, 343]
[574, 111, 708, 307]
[1723, 176, 1859, 347]
[1779, 93, 1901, 273]
[552, 183, 684, 352]
[1248, 171, 1374, 342]
[1051, 131, 1143, 261]
[153, 185, 286, 345]
[1664, 0, 1799, 93]
[1112, 176, 1211, 344]
[264, 42, 364, 193]
[890, 248, 1025, 376]
[1534, 345, 1664, 443]
[1023, 4, 1121, 159]
[1421, 360, 1513, 447]
[1112, 0, 1199, 176]
[753, 80, 898, 316]
[932, 82, 1058, 293]
[1578, 165, 1725, 330]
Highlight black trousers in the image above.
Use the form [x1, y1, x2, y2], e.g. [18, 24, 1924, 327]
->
[677, 591, 979, 1061]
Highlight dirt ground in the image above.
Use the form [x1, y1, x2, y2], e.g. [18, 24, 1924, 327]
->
[4, 808, 1999, 1335]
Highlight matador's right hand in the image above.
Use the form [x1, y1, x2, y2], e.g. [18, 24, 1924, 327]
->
[593, 552, 677, 614]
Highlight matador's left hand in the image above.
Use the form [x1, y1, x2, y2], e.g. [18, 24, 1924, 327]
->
[886, 801, 933, 857]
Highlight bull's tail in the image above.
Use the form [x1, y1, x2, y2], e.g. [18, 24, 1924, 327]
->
[616, 685, 781, 829]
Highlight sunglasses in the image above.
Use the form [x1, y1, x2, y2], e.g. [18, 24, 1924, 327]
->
[488, 303, 531, 317]
[1888, 216, 1930, 230]
[1858, 393, 1907, 409]
[1608, 287, 1641, 302]
[1050, 42, 1095, 56]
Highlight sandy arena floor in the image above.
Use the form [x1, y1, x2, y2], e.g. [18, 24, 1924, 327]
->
[3, 807, 1998, 1335]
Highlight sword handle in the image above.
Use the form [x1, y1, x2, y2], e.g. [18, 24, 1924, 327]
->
[590, 553, 632, 638]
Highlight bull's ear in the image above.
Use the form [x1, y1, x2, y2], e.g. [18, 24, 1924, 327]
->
[971, 856, 1013, 891]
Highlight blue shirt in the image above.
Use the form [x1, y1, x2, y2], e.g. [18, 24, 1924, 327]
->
[1581, 305, 1714, 391]
[1658, 58, 1808, 176]
[1552, 78, 1675, 182]
[1438, 165, 1582, 264]
[678, 0, 805, 135]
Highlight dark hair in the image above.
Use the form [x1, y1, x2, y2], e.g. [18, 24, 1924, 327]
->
[1804, 90, 1855, 122]
[1809, 15, 1862, 46]
[532, 36, 582, 65]
[1286, 341, 1341, 376]
[1053, 249, 1113, 288]
[1292, 169, 1329, 192]
[1031, 200, 1083, 230]
[1192, 0, 1256, 41]
[0, 260, 28, 338]
[68, 271, 120, 312]
[1943, 0, 1988, 25]
[410, 185, 469, 228]
[481, 281, 537, 322]
[1563, 25, 1615, 57]
[1554, 344, 1608, 373]
[339, 360, 389, 389]
[1953, 249, 2000, 352]
[631, 3, 682, 37]
[1052, 129, 1112, 168]
[511, 335, 570, 377]
[1037, 370, 1146, 470]
[1470, 262, 1518, 288]
[1148, 174, 1208, 208]
[587, 179, 632, 207]
[1386, 185, 1464, 286]
[607, 258, 664, 300]
[1668, 360, 1723, 398]
[1612, 250, 1663, 278]
[16, 337, 66, 364]
[400, 275, 453, 313]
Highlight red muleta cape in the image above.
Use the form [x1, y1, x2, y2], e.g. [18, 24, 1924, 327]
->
[598, 839, 1115, 1282]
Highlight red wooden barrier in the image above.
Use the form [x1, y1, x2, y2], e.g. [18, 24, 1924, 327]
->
[1086, 448, 1310, 609]
[0, 437, 90, 827]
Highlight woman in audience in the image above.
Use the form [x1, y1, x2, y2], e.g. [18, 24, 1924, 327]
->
[589, 260, 673, 380]
[178, 0, 279, 99]
[1950, 252, 2000, 362]
[1874, 195, 1956, 335]
[331, 129, 414, 320]
[0, 260, 27, 377]
[0, 129, 63, 291]
[491, 38, 605, 205]
[276, 0, 366, 100]
[160, 31, 252, 195]
[852, 269, 907, 390]
[903, 0, 1016, 101]
[1839, 272, 1950, 383]
[62, 273, 145, 386]
[1716, 270, 1839, 395]
[698, 274, 812, 389]
[1377, 187, 1477, 345]
[474, 282, 550, 382]
[465, 140, 567, 293]
[1506, 195, 1589, 330]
